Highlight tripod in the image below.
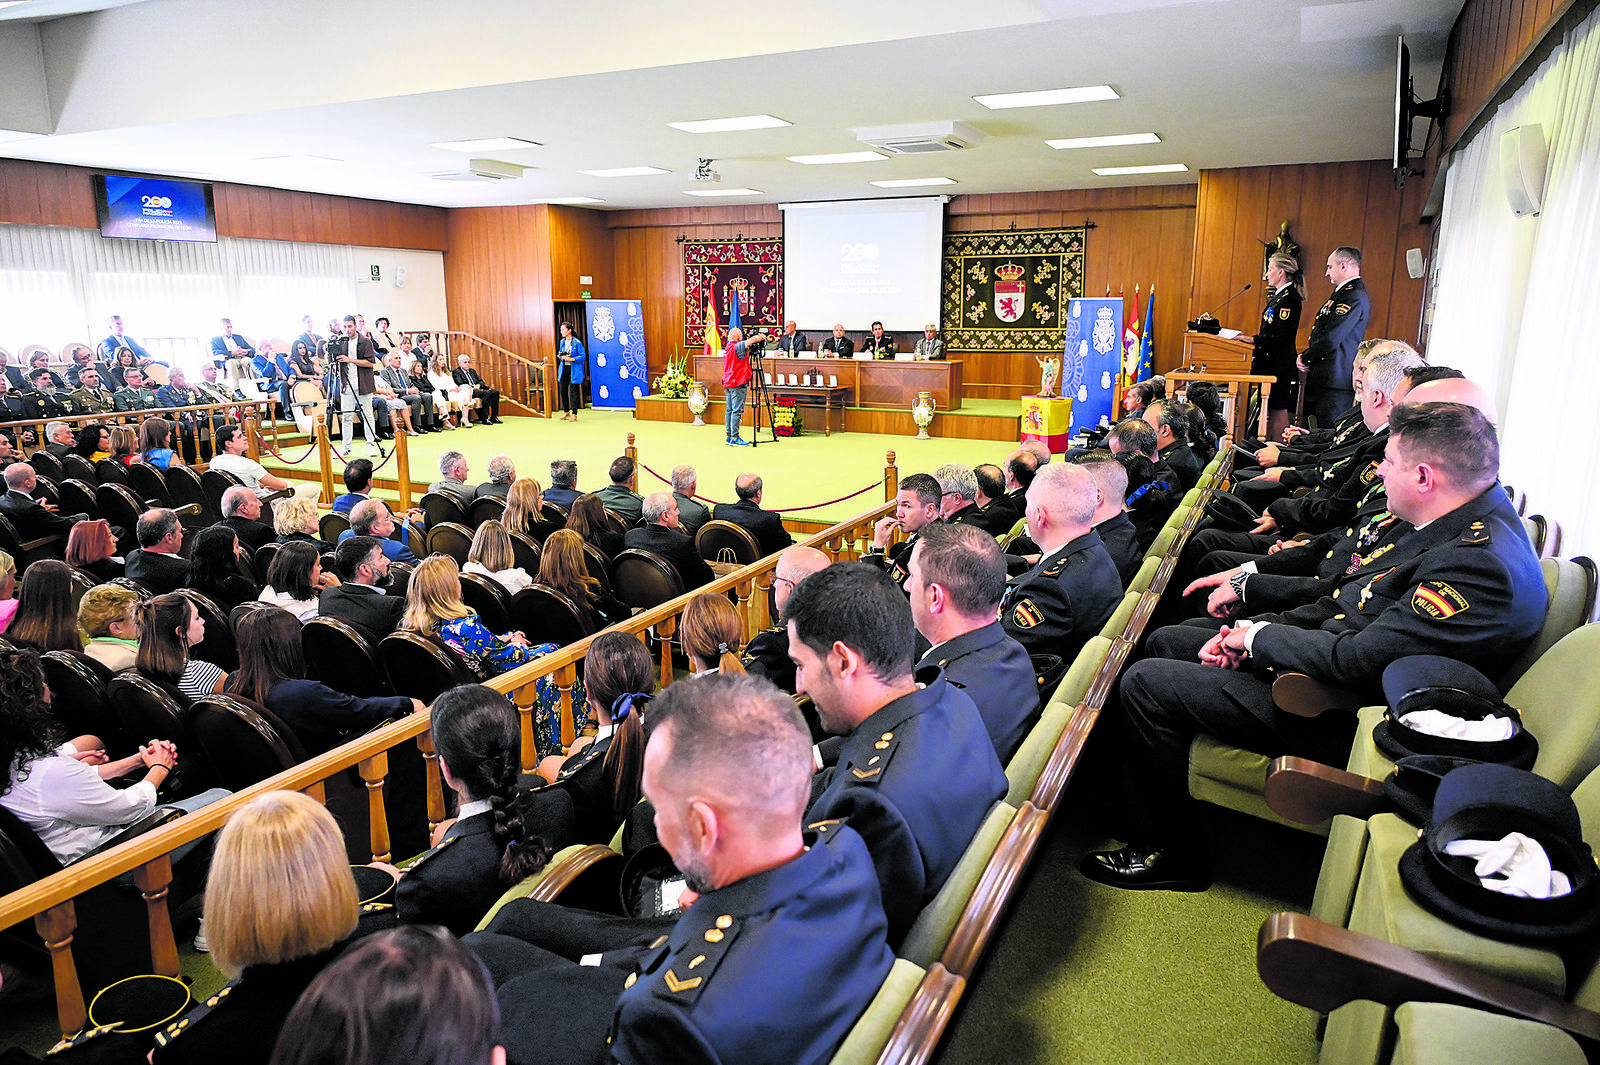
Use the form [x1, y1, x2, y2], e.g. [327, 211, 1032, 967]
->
[746, 342, 778, 448]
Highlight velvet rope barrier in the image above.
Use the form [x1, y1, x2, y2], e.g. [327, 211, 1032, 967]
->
[636, 459, 884, 513]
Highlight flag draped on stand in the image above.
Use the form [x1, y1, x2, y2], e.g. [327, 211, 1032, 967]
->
[726, 286, 742, 337]
[1135, 286, 1156, 385]
[1119, 285, 1142, 399]
[703, 293, 720, 357]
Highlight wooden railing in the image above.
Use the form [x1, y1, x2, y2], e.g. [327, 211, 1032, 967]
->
[416, 330, 549, 419]
[0, 482, 897, 1039]
[0, 398, 282, 459]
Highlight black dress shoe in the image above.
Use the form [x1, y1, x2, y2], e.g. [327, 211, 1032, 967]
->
[1080, 844, 1211, 892]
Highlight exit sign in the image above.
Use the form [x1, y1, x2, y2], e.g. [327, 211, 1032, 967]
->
[581, 290, 592, 299]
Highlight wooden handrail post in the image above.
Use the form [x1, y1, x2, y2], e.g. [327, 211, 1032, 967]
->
[885, 450, 899, 500]
[515, 687, 538, 775]
[132, 855, 180, 978]
[655, 617, 678, 690]
[394, 427, 412, 511]
[315, 421, 335, 504]
[358, 752, 392, 864]
[36, 902, 86, 1039]
[557, 663, 579, 749]
[625, 432, 638, 491]
[244, 415, 261, 461]
[416, 730, 446, 841]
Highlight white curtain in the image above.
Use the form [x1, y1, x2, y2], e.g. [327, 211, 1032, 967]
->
[0, 225, 357, 366]
[1426, 5, 1600, 559]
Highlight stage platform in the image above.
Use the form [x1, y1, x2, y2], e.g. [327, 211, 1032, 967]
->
[635, 395, 1022, 444]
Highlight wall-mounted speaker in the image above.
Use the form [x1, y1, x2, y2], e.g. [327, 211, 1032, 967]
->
[1500, 124, 1548, 218]
[395, 266, 407, 288]
[1405, 248, 1425, 279]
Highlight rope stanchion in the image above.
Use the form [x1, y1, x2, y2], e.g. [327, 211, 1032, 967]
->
[634, 459, 884, 513]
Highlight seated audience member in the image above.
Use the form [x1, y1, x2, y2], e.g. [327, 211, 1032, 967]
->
[186, 526, 259, 610]
[680, 592, 746, 678]
[1000, 463, 1122, 660]
[319, 536, 405, 635]
[1108, 417, 1183, 549]
[430, 451, 474, 508]
[98, 424, 138, 483]
[1019, 439, 1053, 467]
[220, 485, 277, 553]
[863, 321, 896, 358]
[267, 926, 504, 1065]
[23, 371, 70, 420]
[452, 354, 501, 424]
[543, 459, 581, 510]
[624, 491, 715, 590]
[786, 562, 1007, 946]
[820, 322, 854, 357]
[1120, 377, 1164, 421]
[126, 508, 191, 594]
[258, 541, 336, 622]
[0, 647, 228, 868]
[914, 323, 944, 360]
[138, 416, 178, 468]
[73, 422, 112, 462]
[339, 497, 419, 564]
[402, 555, 541, 680]
[566, 493, 624, 560]
[138, 593, 229, 699]
[0, 433, 19, 471]
[381, 684, 565, 935]
[78, 583, 142, 671]
[1078, 455, 1141, 586]
[228, 608, 419, 753]
[273, 496, 333, 552]
[2, 463, 88, 540]
[934, 462, 987, 530]
[1144, 399, 1203, 490]
[907, 524, 1037, 762]
[147, 791, 374, 1065]
[862, 472, 942, 591]
[669, 464, 710, 536]
[476, 454, 516, 500]
[1083, 401, 1547, 892]
[155, 369, 203, 461]
[333, 458, 375, 514]
[470, 673, 894, 1065]
[536, 529, 628, 636]
[41, 420, 76, 458]
[68, 366, 116, 415]
[741, 545, 831, 695]
[67, 517, 124, 582]
[502, 477, 562, 543]
[464, 519, 533, 594]
[972, 463, 1020, 534]
[209, 317, 256, 369]
[1002, 448, 1038, 514]
[0, 552, 12, 636]
[530, 631, 653, 843]
[596, 456, 644, 524]
[113, 365, 161, 412]
[427, 353, 476, 427]
[8, 560, 84, 653]
[212, 424, 301, 498]
[63, 345, 96, 388]
[1185, 382, 1227, 463]
[710, 473, 794, 556]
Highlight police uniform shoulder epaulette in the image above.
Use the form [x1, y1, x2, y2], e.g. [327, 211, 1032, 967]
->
[47, 1023, 120, 1056]
[842, 730, 899, 784]
[400, 833, 458, 871]
[555, 740, 607, 782]
[1460, 520, 1492, 545]
[151, 982, 237, 1048]
[644, 911, 741, 1006]
[1041, 553, 1070, 579]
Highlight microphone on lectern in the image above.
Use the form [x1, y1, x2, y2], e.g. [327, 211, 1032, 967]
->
[1188, 283, 1253, 334]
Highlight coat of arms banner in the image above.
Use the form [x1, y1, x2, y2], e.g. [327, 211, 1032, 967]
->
[682, 239, 784, 351]
[940, 227, 1087, 352]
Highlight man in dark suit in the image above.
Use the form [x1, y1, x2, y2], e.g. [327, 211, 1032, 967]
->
[126, 508, 191, 594]
[41, 421, 76, 460]
[63, 347, 96, 388]
[209, 317, 256, 369]
[318, 536, 406, 635]
[913, 324, 945, 360]
[295, 314, 326, 359]
[218, 486, 276, 553]
[475, 455, 515, 500]
[819, 323, 854, 358]
[624, 492, 714, 590]
[710, 474, 793, 557]
[97, 314, 153, 364]
[969, 463, 1023, 537]
[453, 354, 501, 424]
[545, 460, 581, 510]
[774, 320, 808, 354]
[1299, 246, 1372, 428]
[1, 463, 87, 541]
[596, 456, 644, 525]
[934, 463, 989, 531]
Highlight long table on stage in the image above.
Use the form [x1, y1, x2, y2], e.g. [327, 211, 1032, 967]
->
[692, 355, 964, 411]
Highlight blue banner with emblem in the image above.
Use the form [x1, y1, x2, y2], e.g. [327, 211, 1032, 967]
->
[584, 299, 648, 409]
[1061, 298, 1123, 438]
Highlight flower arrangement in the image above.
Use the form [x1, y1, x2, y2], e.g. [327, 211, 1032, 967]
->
[654, 354, 694, 399]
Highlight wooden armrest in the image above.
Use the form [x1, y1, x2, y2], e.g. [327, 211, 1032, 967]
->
[1263, 756, 1386, 824]
[1271, 672, 1364, 718]
[19, 533, 65, 553]
[1256, 912, 1600, 1051]
[875, 964, 967, 1065]
[529, 844, 625, 909]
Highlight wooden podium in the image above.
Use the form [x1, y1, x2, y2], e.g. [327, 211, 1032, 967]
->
[1181, 330, 1255, 374]
[1168, 371, 1278, 444]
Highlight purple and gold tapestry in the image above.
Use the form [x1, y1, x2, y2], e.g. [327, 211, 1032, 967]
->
[682, 239, 783, 351]
[941, 227, 1087, 352]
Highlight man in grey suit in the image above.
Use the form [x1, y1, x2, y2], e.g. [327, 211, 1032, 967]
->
[377, 350, 439, 433]
[914, 324, 945, 360]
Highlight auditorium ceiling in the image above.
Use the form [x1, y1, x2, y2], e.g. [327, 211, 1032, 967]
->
[0, 0, 1459, 209]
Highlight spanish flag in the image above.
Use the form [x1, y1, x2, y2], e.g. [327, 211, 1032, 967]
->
[703, 293, 721, 357]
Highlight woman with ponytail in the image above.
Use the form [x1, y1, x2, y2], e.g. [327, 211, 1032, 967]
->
[390, 684, 564, 935]
[532, 631, 655, 843]
[679, 592, 747, 677]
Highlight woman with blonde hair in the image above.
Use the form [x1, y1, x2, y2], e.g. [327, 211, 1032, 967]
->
[66, 517, 123, 581]
[97, 423, 138, 484]
[0, 550, 14, 634]
[149, 791, 369, 1065]
[679, 592, 746, 677]
[78, 583, 142, 671]
[502, 477, 562, 543]
[426, 353, 474, 427]
[464, 519, 532, 594]
[273, 496, 332, 551]
[536, 529, 626, 633]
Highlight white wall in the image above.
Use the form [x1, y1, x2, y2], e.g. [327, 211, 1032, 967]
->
[353, 248, 448, 334]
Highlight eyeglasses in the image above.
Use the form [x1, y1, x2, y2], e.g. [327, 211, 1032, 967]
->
[771, 575, 796, 591]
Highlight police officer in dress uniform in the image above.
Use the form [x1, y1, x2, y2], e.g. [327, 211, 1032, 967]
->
[741, 546, 832, 696]
[1240, 251, 1304, 442]
[21, 369, 69, 420]
[68, 366, 117, 415]
[1298, 246, 1371, 428]
[861, 473, 942, 591]
[1084, 402, 1549, 892]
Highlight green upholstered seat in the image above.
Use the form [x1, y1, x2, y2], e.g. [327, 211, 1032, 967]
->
[473, 842, 593, 931]
[1005, 701, 1073, 806]
[827, 958, 928, 1065]
[1098, 591, 1140, 641]
[897, 801, 1018, 970]
[1389, 1003, 1585, 1065]
[1052, 636, 1113, 711]
[1128, 556, 1161, 594]
[1188, 736, 1330, 836]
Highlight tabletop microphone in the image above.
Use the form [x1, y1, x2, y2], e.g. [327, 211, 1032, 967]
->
[1189, 283, 1252, 334]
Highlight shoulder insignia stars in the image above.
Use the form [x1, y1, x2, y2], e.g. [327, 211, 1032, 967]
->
[1462, 520, 1492, 545]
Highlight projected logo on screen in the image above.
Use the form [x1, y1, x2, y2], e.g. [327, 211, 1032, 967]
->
[840, 243, 880, 274]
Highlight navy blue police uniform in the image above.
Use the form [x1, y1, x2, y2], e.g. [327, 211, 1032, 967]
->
[917, 620, 1039, 762]
[1000, 531, 1122, 659]
[1301, 277, 1370, 426]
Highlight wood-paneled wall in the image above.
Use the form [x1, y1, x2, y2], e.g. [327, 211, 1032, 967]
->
[444, 205, 556, 365]
[1440, 0, 1590, 152]
[549, 205, 616, 301]
[0, 159, 448, 250]
[1190, 161, 1430, 355]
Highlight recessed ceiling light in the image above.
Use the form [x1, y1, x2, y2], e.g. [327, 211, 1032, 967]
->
[539, 197, 606, 205]
[787, 152, 886, 165]
[1047, 133, 1162, 150]
[251, 154, 344, 165]
[975, 85, 1119, 110]
[1092, 163, 1189, 176]
[869, 177, 958, 188]
[431, 137, 541, 153]
[579, 166, 670, 178]
[685, 187, 763, 197]
[668, 114, 791, 134]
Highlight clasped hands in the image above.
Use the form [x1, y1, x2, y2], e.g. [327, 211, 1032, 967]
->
[1198, 620, 1255, 670]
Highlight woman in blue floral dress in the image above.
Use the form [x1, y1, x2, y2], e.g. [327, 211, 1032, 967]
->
[400, 556, 588, 757]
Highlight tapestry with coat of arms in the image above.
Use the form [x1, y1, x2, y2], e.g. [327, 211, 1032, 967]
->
[682, 239, 784, 351]
[940, 227, 1087, 352]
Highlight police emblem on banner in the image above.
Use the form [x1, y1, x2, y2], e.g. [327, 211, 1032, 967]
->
[592, 306, 616, 343]
[1092, 307, 1117, 356]
[993, 263, 1026, 323]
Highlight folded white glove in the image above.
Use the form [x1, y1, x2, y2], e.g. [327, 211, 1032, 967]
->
[1443, 832, 1572, 898]
[1399, 708, 1516, 742]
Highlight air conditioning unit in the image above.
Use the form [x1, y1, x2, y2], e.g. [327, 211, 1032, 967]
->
[854, 121, 983, 155]
[432, 158, 527, 182]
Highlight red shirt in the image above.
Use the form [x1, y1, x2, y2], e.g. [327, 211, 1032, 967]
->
[722, 339, 753, 388]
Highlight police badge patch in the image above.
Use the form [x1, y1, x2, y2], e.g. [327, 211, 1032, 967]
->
[1412, 581, 1470, 619]
[1011, 598, 1044, 629]
[1278, 308, 1290, 320]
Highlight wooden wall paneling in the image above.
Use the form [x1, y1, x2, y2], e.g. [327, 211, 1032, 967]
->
[310, 194, 335, 245]
[548, 207, 615, 300]
[1357, 162, 1403, 341]
[1439, 0, 1586, 152]
[0, 159, 43, 226]
[1225, 167, 1272, 313]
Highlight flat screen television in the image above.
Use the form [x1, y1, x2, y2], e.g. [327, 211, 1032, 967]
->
[93, 174, 217, 243]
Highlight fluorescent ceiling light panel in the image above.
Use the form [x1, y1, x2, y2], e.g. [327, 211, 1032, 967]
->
[1047, 132, 1162, 150]
[974, 85, 1118, 109]
[251, 154, 343, 165]
[685, 187, 762, 197]
[539, 197, 605, 205]
[580, 166, 670, 177]
[1092, 163, 1189, 175]
[431, 137, 541, 152]
[869, 177, 957, 188]
[668, 114, 791, 134]
[786, 151, 886, 165]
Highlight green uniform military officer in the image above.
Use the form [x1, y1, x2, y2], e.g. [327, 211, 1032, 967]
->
[114, 365, 161, 411]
